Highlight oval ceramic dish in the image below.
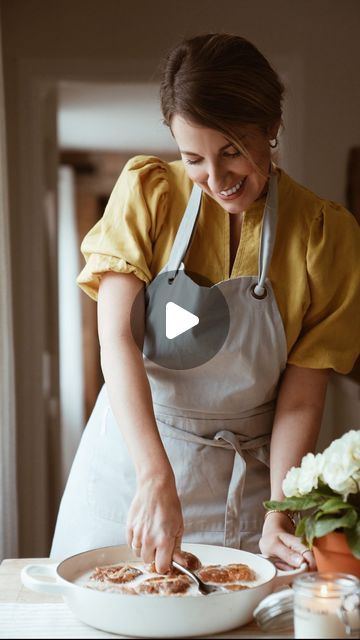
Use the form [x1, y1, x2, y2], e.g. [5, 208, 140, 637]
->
[21, 542, 305, 638]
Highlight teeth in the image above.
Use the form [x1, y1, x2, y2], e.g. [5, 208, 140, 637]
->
[219, 179, 244, 196]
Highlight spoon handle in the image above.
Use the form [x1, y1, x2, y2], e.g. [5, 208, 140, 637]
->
[172, 561, 216, 595]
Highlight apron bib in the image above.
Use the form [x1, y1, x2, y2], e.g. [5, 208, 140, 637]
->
[50, 172, 287, 560]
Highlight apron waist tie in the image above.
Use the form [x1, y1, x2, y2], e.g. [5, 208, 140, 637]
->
[156, 419, 271, 548]
[215, 430, 270, 548]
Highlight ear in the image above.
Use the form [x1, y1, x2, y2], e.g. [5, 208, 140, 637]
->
[267, 119, 281, 141]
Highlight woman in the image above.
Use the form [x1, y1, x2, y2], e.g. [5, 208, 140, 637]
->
[51, 33, 360, 574]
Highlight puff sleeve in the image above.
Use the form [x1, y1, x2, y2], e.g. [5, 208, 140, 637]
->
[76, 155, 169, 300]
[288, 202, 360, 374]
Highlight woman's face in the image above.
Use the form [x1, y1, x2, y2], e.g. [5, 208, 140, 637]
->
[171, 115, 274, 214]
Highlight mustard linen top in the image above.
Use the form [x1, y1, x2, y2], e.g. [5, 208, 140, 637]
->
[77, 156, 360, 374]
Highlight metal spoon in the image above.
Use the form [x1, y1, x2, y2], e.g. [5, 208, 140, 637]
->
[172, 561, 220, 595]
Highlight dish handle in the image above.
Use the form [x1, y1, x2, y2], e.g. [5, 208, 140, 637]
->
[21, 563, 67, 596]
[257, 554, 308, 588]
[273, 562, 308, 587]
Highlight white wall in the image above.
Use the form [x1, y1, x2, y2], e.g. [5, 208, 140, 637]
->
[3, 0, 360, 202]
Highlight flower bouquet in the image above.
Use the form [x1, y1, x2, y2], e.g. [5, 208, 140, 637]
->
[264, 429, 360, 560]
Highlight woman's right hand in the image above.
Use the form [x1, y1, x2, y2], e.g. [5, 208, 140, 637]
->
[127, 472, 184, 574]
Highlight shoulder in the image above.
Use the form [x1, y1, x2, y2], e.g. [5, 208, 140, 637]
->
[122, 154, 168, 176]
[277, 167, 359, 233]
[119, 154, 190, 192]
[277, 168, 328, 216]
[105, 155, 194, 239]
[113, 156, 193, 225]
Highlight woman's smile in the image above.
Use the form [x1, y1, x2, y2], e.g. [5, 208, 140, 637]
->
[218, 176, 246, 199]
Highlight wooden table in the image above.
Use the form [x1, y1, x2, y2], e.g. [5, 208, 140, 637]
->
[0, 558, 293, 638]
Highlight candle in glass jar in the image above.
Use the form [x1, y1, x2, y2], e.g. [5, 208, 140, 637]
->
[293, 573, 360, 639]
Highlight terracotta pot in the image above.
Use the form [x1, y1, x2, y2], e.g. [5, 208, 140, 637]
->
[313, 531, 360, 578]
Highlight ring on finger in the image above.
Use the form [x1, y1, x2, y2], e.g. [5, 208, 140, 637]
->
[131, 542, 142, 551]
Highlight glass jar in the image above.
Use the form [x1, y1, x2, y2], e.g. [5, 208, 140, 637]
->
[293, 572, 360, 639]
[253, 587, 294, 632]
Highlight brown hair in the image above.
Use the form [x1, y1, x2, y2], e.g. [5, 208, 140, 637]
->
[159, 33, 284, 152]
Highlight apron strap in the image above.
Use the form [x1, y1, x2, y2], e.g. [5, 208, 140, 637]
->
[215, 430, 247, 548]
[214, 430, 269, 547]
[156, 419, 270, 455]
[165, 184, 203, 275]
[163, 169, 278, 290]
[253, 170, 278, 297]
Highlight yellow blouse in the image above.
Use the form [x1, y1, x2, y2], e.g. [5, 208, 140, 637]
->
[77, 155, 360, 374]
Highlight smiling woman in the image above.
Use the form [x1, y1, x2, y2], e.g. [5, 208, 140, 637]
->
[161, 33, 282, 215]
[50, 33, 360, 576]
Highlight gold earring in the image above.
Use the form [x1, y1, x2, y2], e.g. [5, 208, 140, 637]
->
[269, 138, 278, 149]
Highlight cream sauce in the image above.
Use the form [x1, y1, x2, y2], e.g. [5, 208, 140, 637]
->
[74, 561, 263, 597]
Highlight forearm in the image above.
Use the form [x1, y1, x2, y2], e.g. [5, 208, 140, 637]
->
[101, 339, 174, 484]
[259, 365, 330, 567]
[269, 364, 330, 501]
[97, 272, 175, 485]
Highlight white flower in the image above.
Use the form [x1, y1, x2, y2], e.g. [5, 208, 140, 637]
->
[320, 430, 360, 499]
[297, 453, 321, 495]
[281, 430, 360, 500]
[283, 453, 322, 497]
[338, 429, 360, 464]
[282, 466, 302, 497]
[324, 430, 360, 464]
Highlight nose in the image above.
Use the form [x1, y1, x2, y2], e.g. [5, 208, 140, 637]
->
[206, 162, 228, 193]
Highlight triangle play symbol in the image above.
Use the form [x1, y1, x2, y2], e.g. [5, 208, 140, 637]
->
[165, 302, 199, 339]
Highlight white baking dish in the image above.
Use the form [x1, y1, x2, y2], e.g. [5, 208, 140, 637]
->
[21, 542, 305, 637]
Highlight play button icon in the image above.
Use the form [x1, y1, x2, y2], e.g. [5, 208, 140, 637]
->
[166, 302, 199, 339]
[131, 267, 230, 370]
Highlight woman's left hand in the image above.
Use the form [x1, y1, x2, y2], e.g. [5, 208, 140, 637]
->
[258, 511, 316, 571]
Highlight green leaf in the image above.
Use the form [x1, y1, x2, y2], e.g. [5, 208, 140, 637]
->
[313, 510, 358, 538]
[264, 494, 322, 512]
[305, 516, 317, 546]
[316, 481, 339, 496]
[345, 522, 360, 559]
[315, 498, 353, 515]
[295, 517, 306, 538]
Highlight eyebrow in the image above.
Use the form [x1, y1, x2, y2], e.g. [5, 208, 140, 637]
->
[179, 142, 235, 156]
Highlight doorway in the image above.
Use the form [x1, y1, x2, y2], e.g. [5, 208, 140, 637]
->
[56, 81, 178, 489]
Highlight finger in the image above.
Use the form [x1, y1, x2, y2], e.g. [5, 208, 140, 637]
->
[141, 542, 156, 565]
[260, 554, 297, 571]
[277, 532, 316, 567]
[277, 532, 305, 550]
[300, 549, 317, 571]
[172, 535, 183, 564]
[273, 560, 297, 571]
[126, 525, 133, 548]
[131, 544, 142, 558]
[174, 534, 182, 551]
[268, 535, 304, 568]
[155, 538, 175, 574]
[130, 533, 143, 557]
[173, 549, 186, 564]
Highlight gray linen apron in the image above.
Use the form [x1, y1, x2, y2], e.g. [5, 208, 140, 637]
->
[50, 172, 287, 560]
